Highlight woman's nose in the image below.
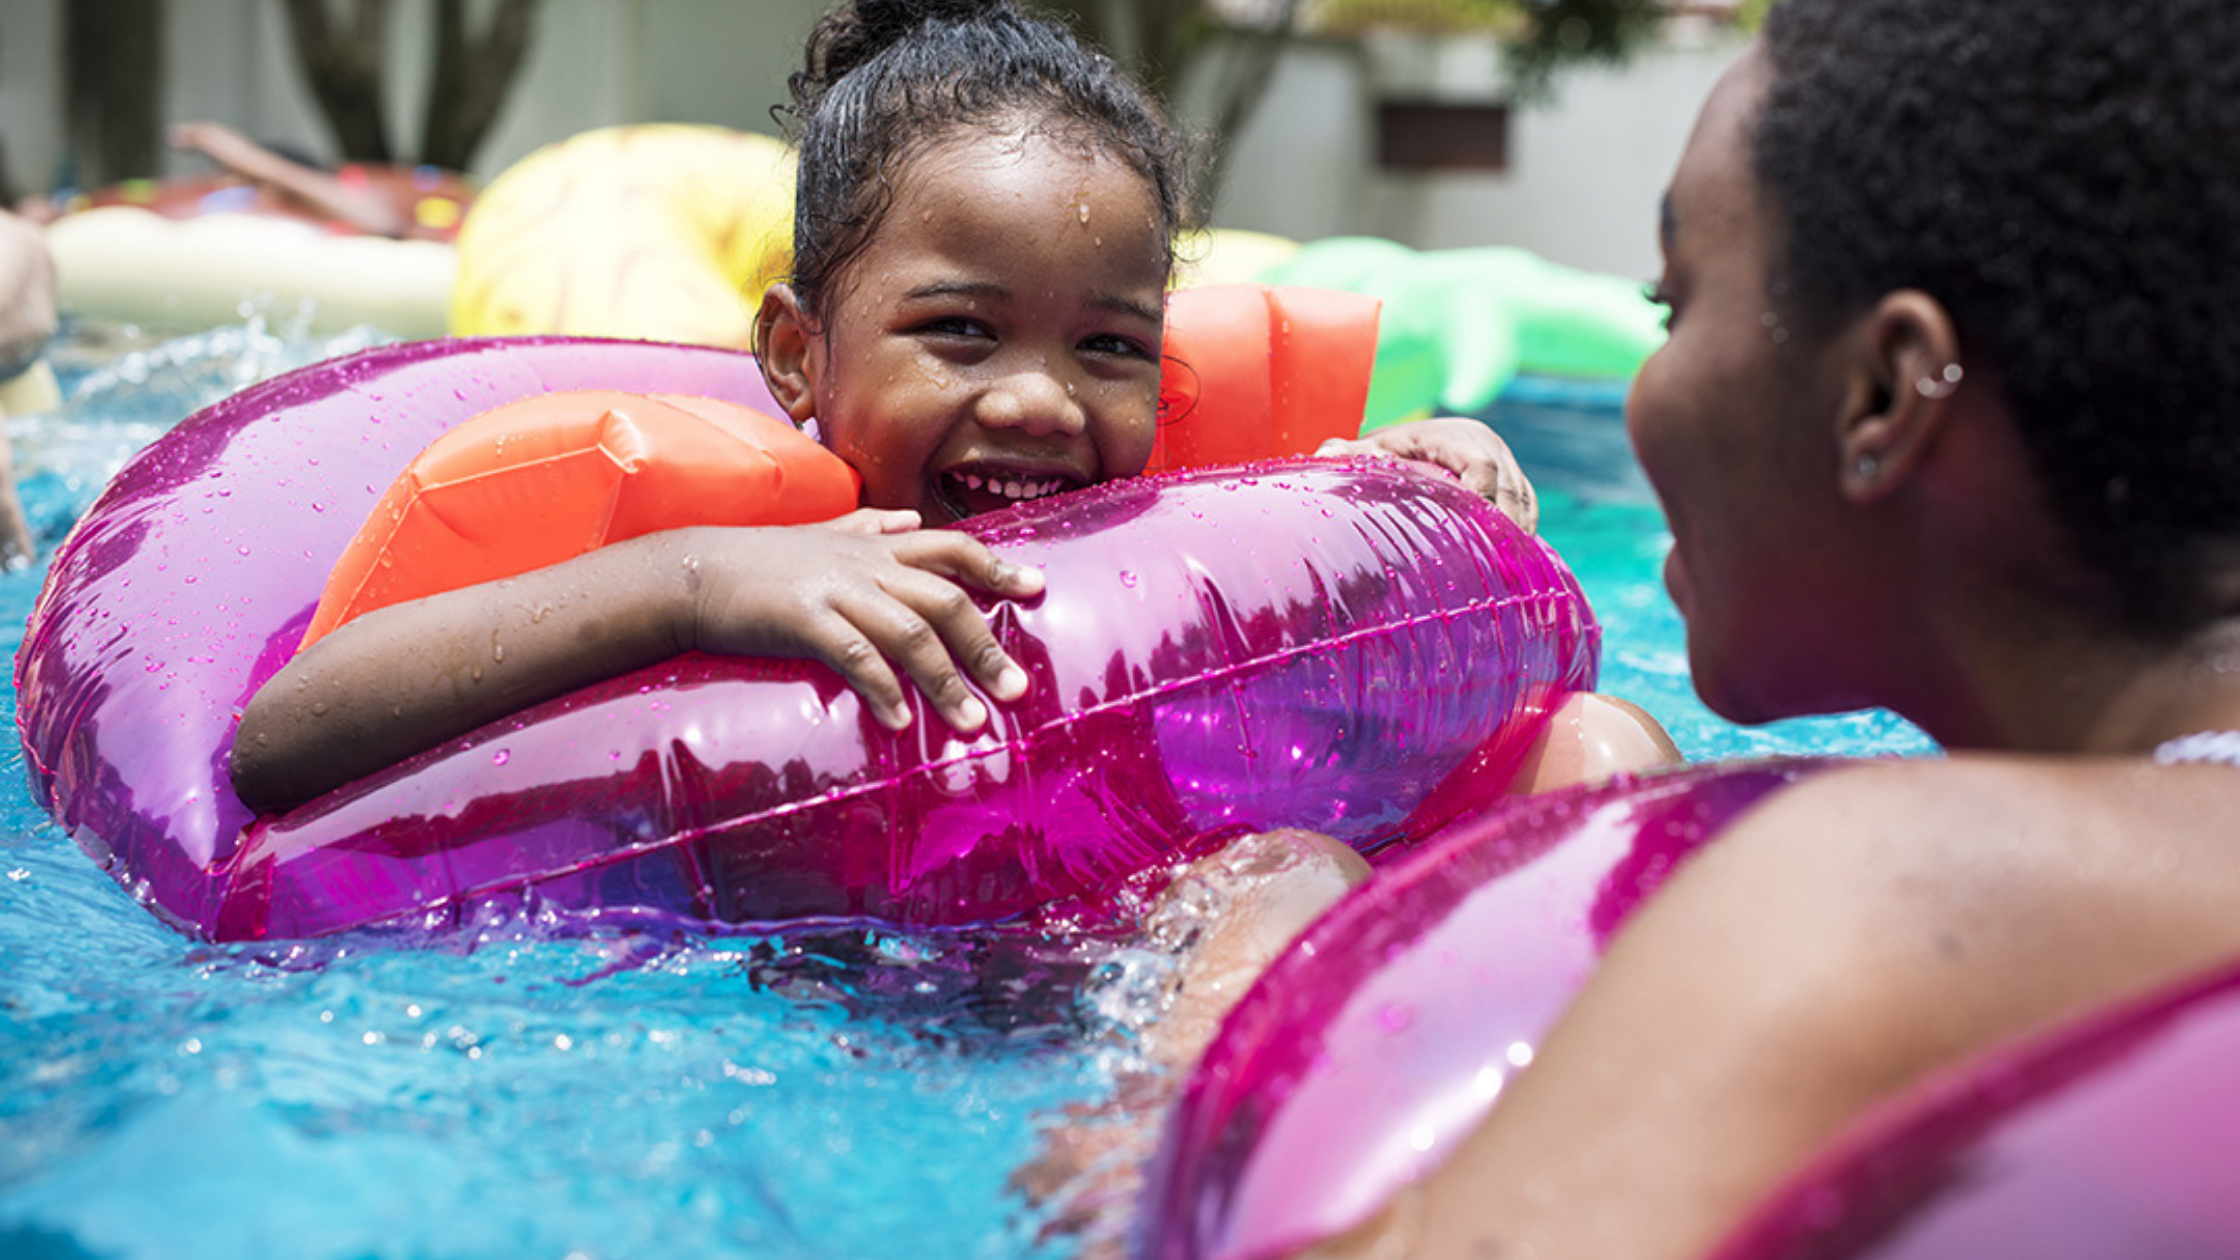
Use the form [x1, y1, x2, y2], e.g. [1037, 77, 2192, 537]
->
[976, 366, 1086, 437]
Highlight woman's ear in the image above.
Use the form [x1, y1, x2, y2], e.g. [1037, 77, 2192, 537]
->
[1834, 289, 1964, 504]
[755, 283, 821, 424]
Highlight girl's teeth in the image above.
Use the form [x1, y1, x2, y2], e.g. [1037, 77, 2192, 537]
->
[951, 472, 1063, 501]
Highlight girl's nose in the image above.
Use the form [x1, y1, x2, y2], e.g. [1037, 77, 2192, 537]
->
[976, 367, 1086, 437]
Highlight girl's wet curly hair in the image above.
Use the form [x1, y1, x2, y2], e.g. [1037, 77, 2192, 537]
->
[1755, 0, 2240, 633]
[779, 0, 1192, 317]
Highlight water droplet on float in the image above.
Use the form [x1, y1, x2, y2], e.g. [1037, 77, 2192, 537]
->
[492, 749, 511, 766]
[1119, 571, 1138, 588]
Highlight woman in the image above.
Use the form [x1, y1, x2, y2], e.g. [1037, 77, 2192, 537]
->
[1122, 2, 2240, 1256]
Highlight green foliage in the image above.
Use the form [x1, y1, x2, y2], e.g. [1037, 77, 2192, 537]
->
[1311, 0, 1525, 37]
[1317, 0, 1740, 103]
[1502, 0, 1674, 102]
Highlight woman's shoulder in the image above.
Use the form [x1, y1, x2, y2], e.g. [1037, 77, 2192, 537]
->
[1657, 751, 2240, 1065]
[1726, 751, 2240, 878]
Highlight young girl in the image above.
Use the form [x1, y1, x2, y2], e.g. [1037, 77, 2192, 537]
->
[230, 0, 1647, 815]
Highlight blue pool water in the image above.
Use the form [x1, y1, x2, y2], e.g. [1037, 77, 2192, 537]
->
[0, 320, 1935, 1260]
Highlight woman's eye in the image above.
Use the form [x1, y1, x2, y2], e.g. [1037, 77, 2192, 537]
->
[1642, 282, 1677, 332]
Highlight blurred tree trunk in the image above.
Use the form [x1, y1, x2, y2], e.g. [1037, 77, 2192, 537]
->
[281, 0, 542, 171]
[65, 0, 168, 185]
[420, 0, 539, 170]
[280, 0, 395, 162]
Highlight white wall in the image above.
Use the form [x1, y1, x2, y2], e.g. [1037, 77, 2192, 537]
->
[0, 0, 66, 193]
[1, 0, 1742, 277]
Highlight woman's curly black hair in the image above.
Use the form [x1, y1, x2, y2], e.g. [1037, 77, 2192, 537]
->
[1756, 0, 2240, 633]
[778, 0, 1192, 319]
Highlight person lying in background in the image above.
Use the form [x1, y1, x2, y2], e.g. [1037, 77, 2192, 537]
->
[0, 206, 55, 565]
[167, 120, 447, 242]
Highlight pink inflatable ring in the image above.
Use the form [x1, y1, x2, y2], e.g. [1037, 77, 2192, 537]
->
[16, 337, 1598, 941]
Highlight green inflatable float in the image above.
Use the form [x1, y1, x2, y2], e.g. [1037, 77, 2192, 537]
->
[1184, 231, 1666, 431]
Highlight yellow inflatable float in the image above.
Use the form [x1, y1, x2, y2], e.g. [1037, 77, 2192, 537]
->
[449, 125, 796, 348]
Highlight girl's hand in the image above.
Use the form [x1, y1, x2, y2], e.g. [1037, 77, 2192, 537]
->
[1318, 416, 1539, 534]
[678, 514, 1046, 735]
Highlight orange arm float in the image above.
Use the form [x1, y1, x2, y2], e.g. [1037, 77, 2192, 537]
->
[298, 391, 860, 649]
[1150, 284, 1380, 474]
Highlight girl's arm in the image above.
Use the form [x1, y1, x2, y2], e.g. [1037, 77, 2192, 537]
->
[230, 511, 1043, 814]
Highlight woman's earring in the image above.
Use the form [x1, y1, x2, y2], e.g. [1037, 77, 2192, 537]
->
[1853, 452, 1881, 482]
[1914, 363, 1965, 399]
[801, 417, 823, 443]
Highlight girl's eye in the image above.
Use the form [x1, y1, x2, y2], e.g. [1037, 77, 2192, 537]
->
[1080, 332, 1152, 360]
[918, 316, 993, 340]
[1642, 282, 1677, 332]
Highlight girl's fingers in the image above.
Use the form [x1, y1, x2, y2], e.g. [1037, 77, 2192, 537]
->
[889, 531, 1047, 600]
[836, 582, 1000, 734]
[823, 507, 923, 537]
[802, 610, 915, 731]
[884, 563, 1034, 710]
[1494, 467, 1539, 533]
[1320, 421, 1542, 534]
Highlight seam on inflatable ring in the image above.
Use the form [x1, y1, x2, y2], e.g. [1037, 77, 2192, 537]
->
[402, 586, 1587, 913]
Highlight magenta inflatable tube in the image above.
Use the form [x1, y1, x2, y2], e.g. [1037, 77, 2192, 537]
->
[17, 337, 1599, 941]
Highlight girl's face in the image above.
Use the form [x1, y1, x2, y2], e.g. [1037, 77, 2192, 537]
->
[768, 125, 1167, 525]
[1628, 47, 1882, 723]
